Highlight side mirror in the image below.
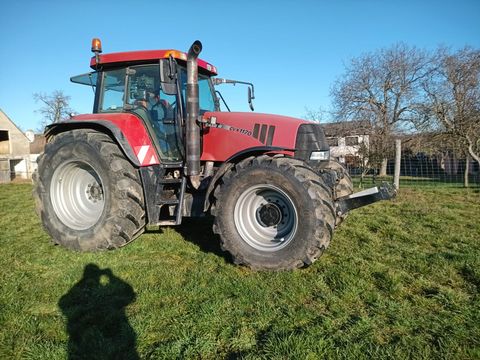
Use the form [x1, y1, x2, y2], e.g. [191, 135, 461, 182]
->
[248, 86, 255, 111]
[159, 59, 177, 95]
[213, 77, 256, 111]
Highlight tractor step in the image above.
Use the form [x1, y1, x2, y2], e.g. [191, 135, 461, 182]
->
[153, 176, 186, 226]
[161, 162, 184, 169]
[158, 198, 180, 205]
[156, 219, 177, 226]
[140, 166, 187, 226]
[159, 178, 183, 184]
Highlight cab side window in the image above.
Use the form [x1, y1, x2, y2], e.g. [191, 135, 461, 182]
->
[100, 69, 126, 112]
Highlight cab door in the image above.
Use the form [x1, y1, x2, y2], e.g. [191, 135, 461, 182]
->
[125, 64, 184, 163]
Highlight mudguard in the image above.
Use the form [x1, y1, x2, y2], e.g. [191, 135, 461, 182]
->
[45, 114, 160, 167]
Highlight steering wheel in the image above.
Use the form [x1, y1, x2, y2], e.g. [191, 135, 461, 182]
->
[133, 100, 149, 111]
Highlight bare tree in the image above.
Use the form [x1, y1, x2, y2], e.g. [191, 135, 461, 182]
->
[331, 43, 434, 175]
[34, 90, 73, 131]
[303, 106, 326, 122]
[421, 47, 480, 168]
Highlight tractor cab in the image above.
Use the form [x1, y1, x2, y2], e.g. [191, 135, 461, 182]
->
[71, 41, 218, 163]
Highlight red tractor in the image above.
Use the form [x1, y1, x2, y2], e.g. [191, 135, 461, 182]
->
[34, 39, 395, 270]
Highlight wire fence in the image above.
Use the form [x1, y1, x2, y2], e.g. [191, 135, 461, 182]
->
[343, 149, 479, 189]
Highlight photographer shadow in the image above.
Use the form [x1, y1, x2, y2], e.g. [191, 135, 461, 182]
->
[59, 264, 139, 360]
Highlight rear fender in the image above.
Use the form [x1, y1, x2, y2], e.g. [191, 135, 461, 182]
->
[45, 121, 140, 166]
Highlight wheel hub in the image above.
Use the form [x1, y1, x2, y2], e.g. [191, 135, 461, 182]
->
[87, 183, 104, 202]
[234, 184, 298, 252]
[256, 203, 282, 227]
[50, 161, 105, 230]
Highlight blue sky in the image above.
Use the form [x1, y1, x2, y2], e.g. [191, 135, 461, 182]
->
[1, 0, 479, 131]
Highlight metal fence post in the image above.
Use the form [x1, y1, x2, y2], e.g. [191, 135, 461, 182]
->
[394, 139, 401, 189]
[464, 154, 470, 188]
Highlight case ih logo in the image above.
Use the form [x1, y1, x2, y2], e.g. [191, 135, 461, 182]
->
[252, 124, 275, 146]
[202, 117, 254, 138]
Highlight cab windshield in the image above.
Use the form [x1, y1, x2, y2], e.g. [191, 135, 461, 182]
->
[178, 68, 217, 114]
[198, 75, 216, 113]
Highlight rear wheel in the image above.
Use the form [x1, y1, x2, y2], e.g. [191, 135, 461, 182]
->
[212, 156, 335, 270]
[33, 129, 146, 251]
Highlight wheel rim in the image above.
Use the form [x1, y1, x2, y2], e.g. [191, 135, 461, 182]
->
[50, 161, 105, 230]
[234, 184, 298, 252]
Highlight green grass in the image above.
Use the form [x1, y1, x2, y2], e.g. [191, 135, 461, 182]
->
[0, 184, 479, 359]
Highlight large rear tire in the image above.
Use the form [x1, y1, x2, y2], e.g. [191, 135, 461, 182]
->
[33, 129, 146, 251]
[212, 156, 335, 270]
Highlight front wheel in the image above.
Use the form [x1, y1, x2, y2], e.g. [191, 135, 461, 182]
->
[33, 129, 146, 251]
[327, 159, 353, 199]
[324, 159, 354, 226]
[212, 156, 335, 270]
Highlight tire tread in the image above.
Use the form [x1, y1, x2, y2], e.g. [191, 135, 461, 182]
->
[212, 156, 335, 270]
[33, 129, 146, 251]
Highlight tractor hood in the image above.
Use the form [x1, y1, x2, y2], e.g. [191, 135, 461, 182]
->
[200, 112, 329, 162]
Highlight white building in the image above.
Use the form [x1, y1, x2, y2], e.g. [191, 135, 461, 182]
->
[321, 121, 371, 165]
[0, 109, 37, 183]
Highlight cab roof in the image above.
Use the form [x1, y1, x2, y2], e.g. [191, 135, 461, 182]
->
[89, 49, 218, 75]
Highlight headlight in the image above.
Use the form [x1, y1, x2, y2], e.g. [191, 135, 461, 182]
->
[310, 150, 330, 161]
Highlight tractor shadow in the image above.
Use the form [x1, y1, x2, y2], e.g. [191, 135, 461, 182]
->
[174, 216, 234, 264]
[59, 264, 139, 360]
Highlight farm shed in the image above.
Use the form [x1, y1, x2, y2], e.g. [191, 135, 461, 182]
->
[0, 109, 32, 182]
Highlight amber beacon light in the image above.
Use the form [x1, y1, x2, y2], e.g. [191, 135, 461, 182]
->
[91, 38, 102, 54]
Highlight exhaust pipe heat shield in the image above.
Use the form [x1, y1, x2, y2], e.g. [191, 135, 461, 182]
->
[186, 40, 202, 177]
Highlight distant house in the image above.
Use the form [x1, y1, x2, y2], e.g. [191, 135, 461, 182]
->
[0, 109, 42, 183]
[321, 121, 371, 165]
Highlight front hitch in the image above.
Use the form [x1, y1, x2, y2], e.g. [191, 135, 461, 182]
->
[335, 182, 397, 216]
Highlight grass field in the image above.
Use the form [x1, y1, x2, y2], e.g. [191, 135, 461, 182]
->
[0, 183, 479, 359]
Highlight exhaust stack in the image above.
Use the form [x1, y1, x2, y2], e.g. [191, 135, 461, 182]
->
[186, 40, 202, 187]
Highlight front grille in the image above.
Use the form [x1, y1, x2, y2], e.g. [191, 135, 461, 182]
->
[294, 123, 329, 163]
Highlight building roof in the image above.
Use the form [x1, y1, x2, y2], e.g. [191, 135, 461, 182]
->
[0, 109, 30, 142]
[320, 120, 372, 137]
